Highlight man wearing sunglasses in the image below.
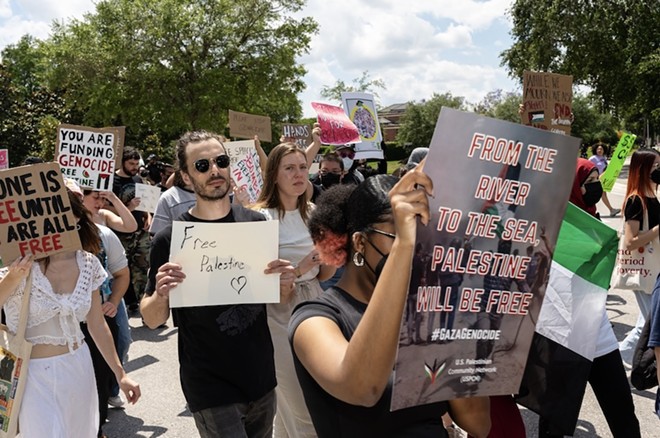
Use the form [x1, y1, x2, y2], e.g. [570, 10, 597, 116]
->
[141, 130, 296, 438]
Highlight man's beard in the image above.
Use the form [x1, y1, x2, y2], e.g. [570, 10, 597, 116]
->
[192, 175, 229, 201]
[123, 164, 138, 176]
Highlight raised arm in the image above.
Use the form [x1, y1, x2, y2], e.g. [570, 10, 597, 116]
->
[292, 166, 433, 406]
[305, 123, 322, 168]
[100, 191, 138, 233]
[254, 135, 268, 178]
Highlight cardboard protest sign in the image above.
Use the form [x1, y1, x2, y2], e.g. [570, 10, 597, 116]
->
[134, 183, 161, 214]
[281, 123, 313, 149]
[311, 102, 361, 145]
[55, 124, 124, 190]
[168, 220, 279, 307]
[228, 110, 272, 142]
[521, 71, 573, 136]
[0, 150, 8, 170]
[224, 139, 264, 204]
[0, 163, 82, 262]
[600, 133, 636, 192]
[391, 108, 580, 410]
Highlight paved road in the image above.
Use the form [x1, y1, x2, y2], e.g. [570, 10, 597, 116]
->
[104, 157, 657, 437]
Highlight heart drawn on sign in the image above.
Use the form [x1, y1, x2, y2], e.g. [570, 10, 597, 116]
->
[231, 276, 247, 295]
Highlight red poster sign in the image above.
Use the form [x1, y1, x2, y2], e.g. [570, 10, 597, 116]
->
[0, 149, 7, 169]
[311, 102, 360, 145]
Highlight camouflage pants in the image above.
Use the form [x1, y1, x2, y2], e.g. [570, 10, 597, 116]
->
[119, 229, 151, 302]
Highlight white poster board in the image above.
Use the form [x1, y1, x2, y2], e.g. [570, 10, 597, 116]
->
[224, 139, 264, 204]
[341, 92, 384, 159]
[168, 220, 279, 307]
[134, 183, 161, 214]
[55, 124, 123, 190]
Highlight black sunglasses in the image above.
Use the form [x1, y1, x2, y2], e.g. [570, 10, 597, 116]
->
[193, 155, 230, 173]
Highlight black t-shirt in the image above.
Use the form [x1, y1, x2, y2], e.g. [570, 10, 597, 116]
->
[624, 195, 660, 230]
[145, 207, 276, 412]
[289, 287, 449, 438]
[113, 173, 147, 234]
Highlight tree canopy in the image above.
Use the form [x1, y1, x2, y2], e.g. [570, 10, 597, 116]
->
[320, 70, 386, 105]
[40, 0, 317, 146]
[501, 0, 659, 136]
[396, 92, 466, 150]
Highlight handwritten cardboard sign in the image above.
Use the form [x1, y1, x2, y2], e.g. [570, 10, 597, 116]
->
[134, 183, 162, 214]
[0, 163, 82, 262]
[600, 133, 636, 192]
[281, 123, 312, 149]
[228, 110, 272, 142]
[0, 150, 8, 170]
[55, 124, 124, 191]
[391, 108, 580, 409]
[311, 102, 361, 145]
[168, 220, 279, 307]
[521, 71, 573, 136]
[224, 139, 264, 204]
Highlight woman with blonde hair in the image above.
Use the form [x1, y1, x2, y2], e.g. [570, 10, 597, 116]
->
[254, 138, 335, 438]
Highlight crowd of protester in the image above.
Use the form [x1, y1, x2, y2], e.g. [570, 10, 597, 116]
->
[2, 125, 658, 438]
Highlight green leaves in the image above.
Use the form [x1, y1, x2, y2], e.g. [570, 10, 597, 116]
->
[501, 0, 660, 135]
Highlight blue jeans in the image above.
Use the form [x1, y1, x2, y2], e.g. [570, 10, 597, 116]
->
[111, 299, 132, 397]
[192, 389, 276, 438]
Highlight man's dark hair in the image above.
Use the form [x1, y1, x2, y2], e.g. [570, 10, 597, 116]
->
[176, 130, 225, 173]
[122, 146, 141, 163]
[22, 156, 44, 165]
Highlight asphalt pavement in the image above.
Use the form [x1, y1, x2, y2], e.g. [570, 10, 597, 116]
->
[104, 156, 657, 437]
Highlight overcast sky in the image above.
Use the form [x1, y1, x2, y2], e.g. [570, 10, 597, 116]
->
[0, 0, 520, 117]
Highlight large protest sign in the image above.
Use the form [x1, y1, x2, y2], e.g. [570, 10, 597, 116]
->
[281, 123, 313, 149]
[0, 163, 82, 262]
[600, 133, 636, 192]
[521, 71, 573, 136]
[55, 124, 124, 190]
[391, 108, 580, 410]
[228, 110, 272, 142]
[224, 139, 264, 204]
[168, 220, 279, 307]
[0, 150, 8, 170]
[311, 102, 361, 145]
[341, 92, 384, 159]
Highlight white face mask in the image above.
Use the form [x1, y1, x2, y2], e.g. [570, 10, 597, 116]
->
[342, 157, 354, 170]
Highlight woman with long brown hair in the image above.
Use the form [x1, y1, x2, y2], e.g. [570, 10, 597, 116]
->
[0, 187, 141, 437]
[254, 141, 334, 438]
[618, 148, 660, 364]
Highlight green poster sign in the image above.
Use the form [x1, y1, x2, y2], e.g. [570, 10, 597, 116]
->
[600, 133, 636, 192]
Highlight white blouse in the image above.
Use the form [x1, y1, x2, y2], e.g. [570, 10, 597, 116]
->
[1, 251, 107, 352]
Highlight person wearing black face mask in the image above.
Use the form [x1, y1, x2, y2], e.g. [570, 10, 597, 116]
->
[310, 152, 345, 203]
[288, 171, 491, 438]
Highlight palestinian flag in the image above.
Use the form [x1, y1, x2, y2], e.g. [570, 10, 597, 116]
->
[516, 202, 618, 434]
